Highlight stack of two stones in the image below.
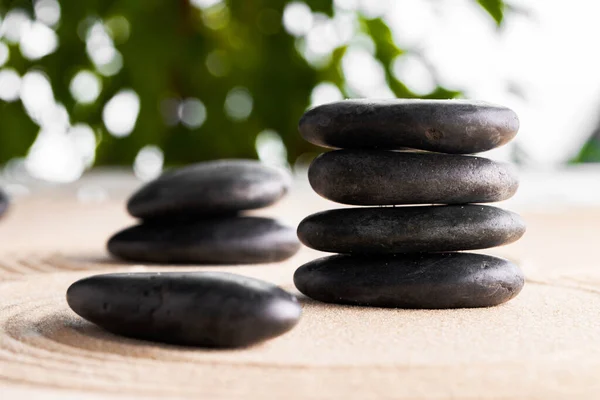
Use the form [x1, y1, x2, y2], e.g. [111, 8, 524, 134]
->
[295, 100, 526, 309]
[108, 160, 300, 265]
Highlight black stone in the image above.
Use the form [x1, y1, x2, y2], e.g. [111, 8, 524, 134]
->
[299, 99, 519, 154]
[294, 253, 524, 309]
[298, 205, 525, 254]
[67, 272, 302, 348]
[0, 189, 7, 218]
[309, 150, 518, 205]
[128, 160, 291, 220]
[108, 217, 300, 264]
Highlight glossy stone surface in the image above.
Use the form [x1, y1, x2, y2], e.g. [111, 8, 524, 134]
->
[299, 99, 519, 154]
[0, 189, 7, 218]
[294, 253, 524, 309]
[128, 160, 291, 219]
[309, 150, 518, 205]
[298, 205, 525, 254]
[67, 272, 302, 348]
[108, 217, 300, 264]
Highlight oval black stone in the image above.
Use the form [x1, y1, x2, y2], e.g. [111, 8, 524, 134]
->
[309, 150, 518, 205]
[298, 205, 525, 254]
[294, 253, 524, 309]
[0, 189, 7, 218]
[108, 217, 300, 264]
[67, 272, 302, 348]
[128, 160, 291, 219]
[299, 99, 519, 154]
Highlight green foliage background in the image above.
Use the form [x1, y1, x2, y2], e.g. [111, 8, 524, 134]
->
[0, 0, 542, 169]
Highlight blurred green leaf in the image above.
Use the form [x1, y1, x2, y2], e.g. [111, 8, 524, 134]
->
[477, 0, 504, 26]
[0, 0, 507, 168]
[571, 139, 600, 163]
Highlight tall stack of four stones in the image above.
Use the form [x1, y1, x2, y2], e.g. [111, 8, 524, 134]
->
[295, 100, 526, 308]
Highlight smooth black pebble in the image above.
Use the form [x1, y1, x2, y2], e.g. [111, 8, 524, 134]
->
[108, 216, 300, 264]
[299, 99, 519, 154]
[309, 150, 518, 205]
[67, 272, 302, 348]
[0, 189, 7, 218]
[298, 205, 525, 254]
[128, 160, 291, 219]
[294, 253, 524, 309]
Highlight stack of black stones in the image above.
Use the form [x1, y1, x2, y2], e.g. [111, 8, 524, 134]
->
[108, 159, 300, 265]
[294, 99, 526, 309]
[66, 160, 303, 348]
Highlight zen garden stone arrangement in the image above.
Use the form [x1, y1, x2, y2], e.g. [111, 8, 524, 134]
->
[294, 99, 526, 309]
[66, 98, 527, 349]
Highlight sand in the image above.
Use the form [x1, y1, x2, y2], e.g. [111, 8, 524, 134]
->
[0, 178, 599, 399]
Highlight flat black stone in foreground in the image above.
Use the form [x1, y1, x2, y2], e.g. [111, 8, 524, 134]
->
[67, 272, 301, 348]
[108, 217, 300, 264]
[294, 253, 524, 309]
[309, 150, 518, 205]
[128, 160, 291, 220]
[297, 205, 526, 254]
[299, 99, 519, 154]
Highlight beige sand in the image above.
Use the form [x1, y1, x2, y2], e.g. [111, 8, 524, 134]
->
[0, 180, 599, 399]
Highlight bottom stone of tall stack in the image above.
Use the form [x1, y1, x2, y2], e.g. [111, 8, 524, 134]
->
[294, 253, 524, 309]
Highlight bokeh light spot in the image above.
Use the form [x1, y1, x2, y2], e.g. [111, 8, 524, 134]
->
[69, 123, 97, 167]
[358, 0, 392, 19]
[310, 82, 343, 107]
[178, 98, 207, 129]
[201, 3, 230, 30]
[102, 89, 140, 137]
[0, 68, 21, 102]
[1, 9, 31, 44]
[0, 42, 10, 66]
[105, 15, 130, 44]
[86, 21, 113, 63]
[69, 70, 102, 104]
[283, 2, 313, 37]
[206, 50, 230, 77]
[20, 70, 56, 125]
[255, 130, 288, 167]
[86, 21, 122, 76]
[96, 50, 123, 76]
[38, 102, 70, 131]
[334, 0, 359, 11]
[306, 14, 340, 56]
[19, 21, 59, 60]
[190, 0, 222, 10]
[25, 130, 84, 183]
[34, 0, 61, 27]
[392, 54, 437, 95]
[342, 47, 394, 98]
[134, 145, 164, 182]
[224, 87, 253, 121]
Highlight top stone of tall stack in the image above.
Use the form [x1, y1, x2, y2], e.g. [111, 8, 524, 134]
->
[299, 99, 519, 154]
